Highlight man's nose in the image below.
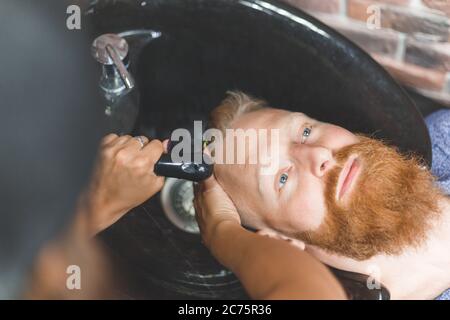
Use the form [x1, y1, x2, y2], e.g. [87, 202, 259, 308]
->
[293, 145, 334, 178]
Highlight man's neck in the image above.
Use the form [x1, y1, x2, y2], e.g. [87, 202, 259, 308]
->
[308, 196, 450, 299]
[376, 196, 450, 299]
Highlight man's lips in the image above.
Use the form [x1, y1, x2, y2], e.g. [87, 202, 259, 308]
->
[336, 155, 360, 200]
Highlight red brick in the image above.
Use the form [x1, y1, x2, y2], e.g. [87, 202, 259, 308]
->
[422, 0, 450, 17]
[348, 0, 450, 40]
[316, 14, 401, 58]
[405, 38, 450, 72]
[381, 7, 450, 39]
[373, 54, 447, 90]
[347, 0, 376, 21]
[282, 0, 342, 14]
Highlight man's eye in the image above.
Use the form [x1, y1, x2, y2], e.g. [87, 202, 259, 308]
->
[279, 173, 289, 189]
[301, 125, 313, 144]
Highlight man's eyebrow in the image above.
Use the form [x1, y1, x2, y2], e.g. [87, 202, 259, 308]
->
[256, 114, 294, 199]
[289, 113, 305, 131]
[257, 153, 285, 201]
[257, 165, 264, 198]
[257, 159, 275, 198]
[255, 112, 302, 200]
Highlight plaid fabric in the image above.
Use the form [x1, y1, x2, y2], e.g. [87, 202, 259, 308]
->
[426, 109, 450, 300]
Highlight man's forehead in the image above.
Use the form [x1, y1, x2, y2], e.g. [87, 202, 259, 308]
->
[232, 108, 305, 130]
[223, 108, 310, 167]
[216, 108, 311, 178]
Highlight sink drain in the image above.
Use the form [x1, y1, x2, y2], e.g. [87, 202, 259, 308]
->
[160, 178, 199, 234]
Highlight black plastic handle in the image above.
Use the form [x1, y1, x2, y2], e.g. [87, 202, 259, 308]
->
[154, 153, 214, 182]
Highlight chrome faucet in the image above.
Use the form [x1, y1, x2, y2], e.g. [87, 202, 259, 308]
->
[91, 33, 139, 134]
[92, 33, 135, 94]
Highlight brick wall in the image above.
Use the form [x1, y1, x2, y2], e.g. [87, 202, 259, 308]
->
[282, 0, 450, 107]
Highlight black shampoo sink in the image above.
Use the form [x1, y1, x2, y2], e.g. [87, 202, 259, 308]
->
[89, 0, 430, 299]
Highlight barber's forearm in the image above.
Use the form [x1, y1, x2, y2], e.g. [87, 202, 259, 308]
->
[208, 221, 252, 272]
[71, 192, 124, 238]
[209, 221, 347, 300]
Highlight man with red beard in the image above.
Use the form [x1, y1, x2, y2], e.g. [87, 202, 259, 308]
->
[194, 91, 450, 300]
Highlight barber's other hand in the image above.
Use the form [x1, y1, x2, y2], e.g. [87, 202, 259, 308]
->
[83, 134, 165, 235]
[194, 175, 241, 248]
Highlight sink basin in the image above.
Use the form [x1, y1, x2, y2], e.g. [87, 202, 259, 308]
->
[89, 0, 431, 299]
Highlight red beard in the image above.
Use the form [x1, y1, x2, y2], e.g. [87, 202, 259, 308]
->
[297, 136, 442, 260]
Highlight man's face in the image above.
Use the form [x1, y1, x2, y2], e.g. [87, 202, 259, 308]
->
[215, 108, 439, 260]
[215, 108, 359, 233]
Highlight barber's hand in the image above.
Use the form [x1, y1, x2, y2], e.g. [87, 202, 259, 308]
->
[194, 175, 241, 249]
[82, 134, 166, 235]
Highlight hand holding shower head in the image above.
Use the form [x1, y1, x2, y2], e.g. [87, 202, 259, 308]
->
[154, 153, 213, 182]
[154, 139, 214, 182]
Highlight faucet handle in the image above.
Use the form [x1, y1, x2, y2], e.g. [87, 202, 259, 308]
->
[105, 44, 135, 90]
[92, 33, 135, 90]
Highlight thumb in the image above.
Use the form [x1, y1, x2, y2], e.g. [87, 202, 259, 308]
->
[202, 174, 220, 191]
[162, 139, 170, 153]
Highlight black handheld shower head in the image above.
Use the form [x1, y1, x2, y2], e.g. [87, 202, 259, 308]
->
[154, 138, 214, 182]
[154, 153, 213, 182]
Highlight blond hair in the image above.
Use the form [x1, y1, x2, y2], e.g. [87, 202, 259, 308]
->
[208, 91, 267, 133]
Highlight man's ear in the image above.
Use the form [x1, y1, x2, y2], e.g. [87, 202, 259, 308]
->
[257, 228, 306, 251]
